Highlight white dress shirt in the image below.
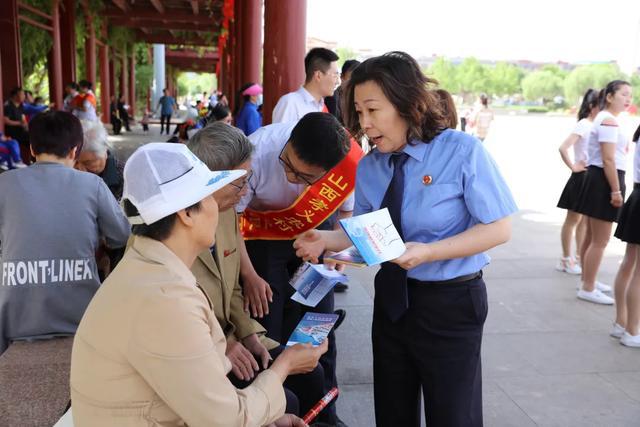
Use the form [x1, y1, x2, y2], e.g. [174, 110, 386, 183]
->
[237, 122, 354, 213]
[272, 87, 325, 124]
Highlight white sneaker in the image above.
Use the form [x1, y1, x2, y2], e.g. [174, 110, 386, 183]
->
[620, 332, 640, 348]
[13, 162, 27, 168]
[610, 323, 625, 338]
[577, 288, 614, 305]
[0, 163, 8, 171]
[556, 257, 582, 275]
[576, 281, 612, 293]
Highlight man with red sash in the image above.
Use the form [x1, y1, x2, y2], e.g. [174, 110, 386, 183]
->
[237, 112, 361, 427]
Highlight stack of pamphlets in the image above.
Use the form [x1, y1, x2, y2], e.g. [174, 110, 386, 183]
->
[289, 263, 348, 307]
[325, 208, 406, 266]
[286, 312, 339, 347]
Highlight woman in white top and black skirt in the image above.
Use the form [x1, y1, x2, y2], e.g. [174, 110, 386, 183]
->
[574, 80, 633, 305]
[556, 88, 600, 275]
[611, 124, 640, 347]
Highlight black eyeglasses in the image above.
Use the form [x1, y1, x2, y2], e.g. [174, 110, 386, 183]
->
[278, 144, 325, 186]
[229, 170, 253, 192]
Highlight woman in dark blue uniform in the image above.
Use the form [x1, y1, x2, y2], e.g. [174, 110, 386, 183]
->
[294, 51, 517, 427]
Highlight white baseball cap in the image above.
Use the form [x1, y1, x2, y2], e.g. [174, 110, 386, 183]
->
[122, 143, 246, 225]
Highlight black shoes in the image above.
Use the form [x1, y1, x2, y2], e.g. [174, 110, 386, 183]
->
[333, 309, 346, 331]
[334, 282, 349, 292]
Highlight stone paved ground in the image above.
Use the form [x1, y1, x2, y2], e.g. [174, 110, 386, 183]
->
[110, 114, 640, 427]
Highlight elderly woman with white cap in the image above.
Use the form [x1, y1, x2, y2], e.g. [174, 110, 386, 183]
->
[70, 143, 326, 427]
[236, 82, 263, 136]
[75, 119, 124, 200]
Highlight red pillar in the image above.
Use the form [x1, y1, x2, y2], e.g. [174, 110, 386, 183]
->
[262, 0, 307, 124]
[85, 14, 96, 84]
[99, 44, 110, 123]
[241, 0, 262, 86]
[232, 0, 242, 111]
[49, 0, 64, 109]
[0, 55, 4, 133]
[108, 51, 116, 101]
[59, 0, 76, 85]
[129, 51, 136, 118]
[120, 53, 128, 102]
[0, 0, 22, 99]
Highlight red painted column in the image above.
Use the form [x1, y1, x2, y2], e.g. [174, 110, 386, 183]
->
[49, 0, 64, 109]
[108, 50, 116, 101]
[129, 51, 136, 119]
[241, 0, 262, 86]
[120, 53, 128, 102]
[85, 14, 96, 84]
[232, 0, 242, 111]
[99, 44, 110, 123]
[59, 0, 76, 85]
[0, 54, 4, 133]
[0, 0, 23, 99]
[262, 0, 307, 124]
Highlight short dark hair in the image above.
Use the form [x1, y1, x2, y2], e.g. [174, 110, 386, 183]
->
[304, 48, 339, 83]
[434, 89, 458, 130]
[289, 112, 349, 171]
[633, 123, 640, 144]
[210, 103, 231, 121]
[29, 110, 83, 158]
[341, 59, 361, 76]
[123, 200, 201, 241]
[9, 87, 23, 98]
[343, 51, 448, 144]
[78, 80, 92, 90]
[66, 82, 79, 90]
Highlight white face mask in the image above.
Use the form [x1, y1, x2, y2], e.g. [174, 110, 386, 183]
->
[257, 94, 263, 105]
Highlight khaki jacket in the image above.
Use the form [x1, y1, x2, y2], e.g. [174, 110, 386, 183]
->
[192, 210, 278, 350]
[70, 236, 285, 427]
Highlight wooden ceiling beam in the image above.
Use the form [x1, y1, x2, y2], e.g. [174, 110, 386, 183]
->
[149, 0, 165, 14]
[111, 0, 130, 12]
[103, 9, 217, 25]
[189, 0, 199, 15]
[110, 18, 214, 32]
[134, 31, 212, 46]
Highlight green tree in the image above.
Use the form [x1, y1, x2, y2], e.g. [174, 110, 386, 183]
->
[457, 58, 490, 98]
[335, 47, 358, 69]
[521, 70, 564, 102]
[564, 63, 628, 105]
[426, 57, 459, 93]
[488, 62, 523, 96]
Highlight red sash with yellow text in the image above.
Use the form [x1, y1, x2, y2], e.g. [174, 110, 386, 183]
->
[240, 141, 363, 240]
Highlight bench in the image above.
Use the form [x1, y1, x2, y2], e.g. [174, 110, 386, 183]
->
[0, 337, 73, 427]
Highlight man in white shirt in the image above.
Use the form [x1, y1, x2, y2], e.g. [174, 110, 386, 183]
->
[272, 48, 340, 124]
[237, 113, 355, 427]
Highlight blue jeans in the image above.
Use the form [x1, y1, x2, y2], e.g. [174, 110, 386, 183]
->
[0, 139, 23, 167]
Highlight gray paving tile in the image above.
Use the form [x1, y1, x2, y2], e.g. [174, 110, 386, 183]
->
[483, 380, 537, 427]
[334, 305, 374, 385]
[482, 334, 539, 378]
[599, 371, 640, 403]
[496, 374, 640, 427]
[495, 332, 640, 375]
[335, 384, 375, 427]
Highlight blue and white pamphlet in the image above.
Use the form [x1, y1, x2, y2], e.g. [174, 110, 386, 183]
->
[290, 263, 348, 307]
[336, 208, 406, 266]
[286, 312, 339, 347]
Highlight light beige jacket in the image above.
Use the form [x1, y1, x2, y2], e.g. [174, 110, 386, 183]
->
[192, 209, 278, 350]
[70, 236, 285, 427]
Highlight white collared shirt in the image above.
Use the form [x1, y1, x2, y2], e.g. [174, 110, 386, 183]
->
[236, 122, 354, 213]
[272, 87, 325, 124]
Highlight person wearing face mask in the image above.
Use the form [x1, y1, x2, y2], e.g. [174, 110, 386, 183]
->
[574, 80, 634, 305]
[187, 123, 327, 421]
[272, 48, 340, 124]
[70, 142, 325, 427]
[293, 52, 517, 427]
[236, 83, 264, 136]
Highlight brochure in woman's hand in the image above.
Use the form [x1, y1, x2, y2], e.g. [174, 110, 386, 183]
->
[289, 263, 348, 307]
[326, 208, 406, 266]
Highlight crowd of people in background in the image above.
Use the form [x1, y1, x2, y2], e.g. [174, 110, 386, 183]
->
[1, 44, 639, 427]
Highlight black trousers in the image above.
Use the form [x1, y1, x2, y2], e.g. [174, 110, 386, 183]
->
[245, 238, 338, 423]
[229, 345, 325, 418]
[160, 114, 171, 134]
[372, 273, 487, 427]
